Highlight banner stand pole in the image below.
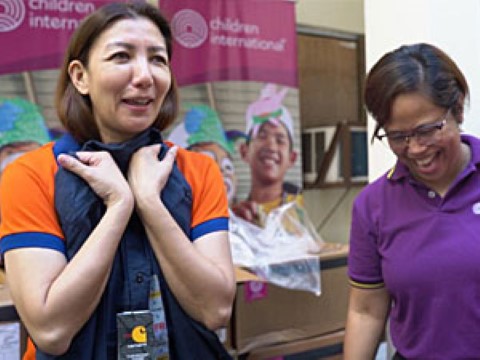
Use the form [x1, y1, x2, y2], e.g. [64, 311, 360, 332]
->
[22, 71, 38, 105]
[206, 82, 217, 111]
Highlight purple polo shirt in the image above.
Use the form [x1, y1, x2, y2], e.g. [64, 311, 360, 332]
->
[348, 134, 480, 359]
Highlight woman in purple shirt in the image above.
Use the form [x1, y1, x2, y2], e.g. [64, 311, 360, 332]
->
[344, 43, 480, 359]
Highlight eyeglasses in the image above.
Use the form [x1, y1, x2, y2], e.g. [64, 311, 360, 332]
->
[376, 109, 450, 150]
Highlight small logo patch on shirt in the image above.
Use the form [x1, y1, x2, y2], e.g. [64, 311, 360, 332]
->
[472, 202, 480, 214]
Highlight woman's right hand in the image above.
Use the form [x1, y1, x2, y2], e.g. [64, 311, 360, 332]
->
[57, 151, 133, 207]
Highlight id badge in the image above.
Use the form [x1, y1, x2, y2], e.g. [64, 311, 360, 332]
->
[117, 310, 155, 360]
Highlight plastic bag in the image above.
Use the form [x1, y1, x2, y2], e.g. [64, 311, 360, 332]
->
[229, 201, 325, 295]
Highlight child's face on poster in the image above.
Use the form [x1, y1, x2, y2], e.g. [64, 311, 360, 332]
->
[242, 122, 296, 184]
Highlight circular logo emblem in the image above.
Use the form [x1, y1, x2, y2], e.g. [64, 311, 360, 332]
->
[0, 0, 26, 33]
[171, 9, 208, 49]
[131, 325, 147, 343]
[472, 202, 480, 215]
[248, 281, 265, 294]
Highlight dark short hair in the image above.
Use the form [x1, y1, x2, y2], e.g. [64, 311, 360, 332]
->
[55, 2, 178, 143]
[365, 43, 469, 142]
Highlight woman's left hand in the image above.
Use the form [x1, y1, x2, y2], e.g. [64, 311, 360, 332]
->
[128, 144, 178, 205]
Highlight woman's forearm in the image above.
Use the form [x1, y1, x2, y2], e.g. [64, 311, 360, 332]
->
[343, 287, 390, 360]
[138, 198, 235, 330]
[7, 199, 133, 354]
[344, 309, 387, 359]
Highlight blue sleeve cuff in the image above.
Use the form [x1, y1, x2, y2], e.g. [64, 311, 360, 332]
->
[191, 217, 229, 241]
[0, 232, 66, 258]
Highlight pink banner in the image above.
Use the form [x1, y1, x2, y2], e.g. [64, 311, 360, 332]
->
[161, 0, 298, 87]
[0, 0, 136, 75]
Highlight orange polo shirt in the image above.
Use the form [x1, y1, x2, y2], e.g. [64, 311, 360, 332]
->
[0, 141, 229, 359]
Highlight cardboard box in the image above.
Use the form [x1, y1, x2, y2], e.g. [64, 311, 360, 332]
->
[247, 329, 344, 360]
[231, 243, 349, 354]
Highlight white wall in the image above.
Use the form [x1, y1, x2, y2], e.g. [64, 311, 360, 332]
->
[365, 0, 480, 180]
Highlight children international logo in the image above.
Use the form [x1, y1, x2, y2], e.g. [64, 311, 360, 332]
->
[171, 9, 208, 49]
[1, 0, 94, 33]
[170, 6, 287, 53]
[0, 0, 26, 32]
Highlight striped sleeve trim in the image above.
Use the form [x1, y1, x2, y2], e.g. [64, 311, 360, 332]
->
[190, 217, 229, 241]
[349, 278, 385, 289]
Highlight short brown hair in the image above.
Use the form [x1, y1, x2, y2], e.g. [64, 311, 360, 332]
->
[365, 43, 469, 142]
[55, 2, 178, 143]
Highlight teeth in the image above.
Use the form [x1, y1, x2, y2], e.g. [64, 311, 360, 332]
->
[416, 155, 435, 167]
[260, 154, 279, 163]
[262, 158, 276, 166]
[126, 99, 149, 105]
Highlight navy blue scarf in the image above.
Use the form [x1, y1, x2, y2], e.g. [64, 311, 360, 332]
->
[35, 128, 231, 359]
